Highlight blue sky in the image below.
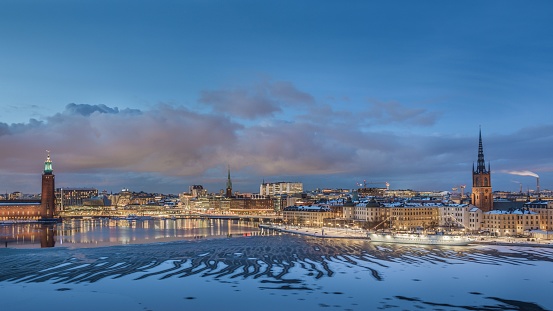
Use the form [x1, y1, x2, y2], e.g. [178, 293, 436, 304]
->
[1, 1, 553, 194]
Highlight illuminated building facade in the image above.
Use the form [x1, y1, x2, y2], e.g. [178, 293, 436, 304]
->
[260, 182, 303, 196]
[0, 152, 57, 221]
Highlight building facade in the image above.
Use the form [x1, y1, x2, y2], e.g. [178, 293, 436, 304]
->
[0, 152, 56, 221]
[391, 205, 440, 231]
[344, 202, 482, 232]
[260, 182, 303, 196]
[57, 188, 99, 208]
[482, 209, 539, 236]
[229, 198, 274, 215]
[524, 200, 553, 232]
[282, 205, 334, 226]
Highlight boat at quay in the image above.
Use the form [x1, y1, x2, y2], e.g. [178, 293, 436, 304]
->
[369, 232, 472, 246]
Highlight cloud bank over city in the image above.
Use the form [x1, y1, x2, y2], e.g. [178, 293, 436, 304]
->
[2, 87, 553, 194]
[1, 1, 553, 194]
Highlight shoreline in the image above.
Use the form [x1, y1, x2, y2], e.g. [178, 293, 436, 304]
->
[260, 224, 553, 248]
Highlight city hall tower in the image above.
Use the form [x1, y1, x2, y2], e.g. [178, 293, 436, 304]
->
[41, 151, 55, 219]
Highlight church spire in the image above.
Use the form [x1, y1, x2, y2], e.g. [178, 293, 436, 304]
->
[225, 165, 232, 198]
[226, 165, 232, 189]
[475, 128, 487, 174]
[44, 150, 53, 174]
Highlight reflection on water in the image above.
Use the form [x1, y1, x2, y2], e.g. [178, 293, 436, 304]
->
[1, 218, 261, 248]
[1, 223, 55, 248]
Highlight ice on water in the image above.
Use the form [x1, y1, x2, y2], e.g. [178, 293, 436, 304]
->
[1, 235, 552, 311]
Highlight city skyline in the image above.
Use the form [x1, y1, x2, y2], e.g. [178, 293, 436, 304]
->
[1, 1, 553, 194]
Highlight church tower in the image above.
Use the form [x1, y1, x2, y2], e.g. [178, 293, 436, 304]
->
[225, 165, 233, 198]
[471, 130, 493, 212]
[41, 151, 56, 219]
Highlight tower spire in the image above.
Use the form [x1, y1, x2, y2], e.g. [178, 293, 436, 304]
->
[44, 150, 53, 174]
[471, 128, 493, 212]
[225, 165, 232, 198]
[476, 128, 487, 173]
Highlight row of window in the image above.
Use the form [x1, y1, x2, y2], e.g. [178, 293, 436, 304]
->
[0, 210, 41, 215]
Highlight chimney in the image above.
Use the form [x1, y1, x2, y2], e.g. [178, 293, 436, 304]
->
[537, 177, 541, 200]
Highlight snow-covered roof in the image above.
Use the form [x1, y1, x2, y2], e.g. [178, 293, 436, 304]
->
[283, 205, 332, 212]
[486, 209, 538, 215]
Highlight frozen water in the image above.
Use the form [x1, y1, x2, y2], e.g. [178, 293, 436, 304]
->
[1, 234, 552, 311]
[2, 219, 552, 310]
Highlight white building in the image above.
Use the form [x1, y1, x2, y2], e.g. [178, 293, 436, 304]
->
[438, 204, 482, 232]
[260, 182, 303, 196]
[344, 201, 482, 232]
[468, 206, 483, 232]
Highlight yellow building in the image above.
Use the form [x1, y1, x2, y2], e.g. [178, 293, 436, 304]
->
[283, 205, 334, 226]
[391, 205, 440, 231]
[483, 209, 539, 236]
[524, 200, 553, 232]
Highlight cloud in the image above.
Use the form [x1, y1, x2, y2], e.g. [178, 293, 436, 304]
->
[199, 88, 279, 119]
[267, 81, 315, 105]
[0, 104, 241, 178]
[63, 103, 142, 117]
[2, 97, 553, 194]
[199, 80, 314, 119]
[365, 101, 441, 126]
[0, 122, 9, 136]
[65, 103, 120, 116]
[0, 100, 465, 193]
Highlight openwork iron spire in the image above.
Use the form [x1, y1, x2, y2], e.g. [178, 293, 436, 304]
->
[226, 165, 232, 189]
[476, 129, 487, 174]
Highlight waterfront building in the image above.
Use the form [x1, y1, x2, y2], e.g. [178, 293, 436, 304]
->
[0, 152, 56, 221]
[260, 181, 303, 196]
[82, 195, 111, 207]
[482, 209, 539, 236]
[56, 187, 98, 209]
[468, 206, 483, 232]
[438, 204, 482, 232]
[282, 205, 334, 226]
[346, 201, 483, 232]
[344, 198, 391, 229]
[524, 200, 553, 232]
[208, 197, 231, 213]
[0, 200, 43, 221]
[229, 197, 274, 215]
[471, 129, 493, 212]
[391, 205, 440, 231]
[109, 190, 168, 208]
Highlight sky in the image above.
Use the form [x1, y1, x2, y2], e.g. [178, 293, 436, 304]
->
[1, 0, 553, 195]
